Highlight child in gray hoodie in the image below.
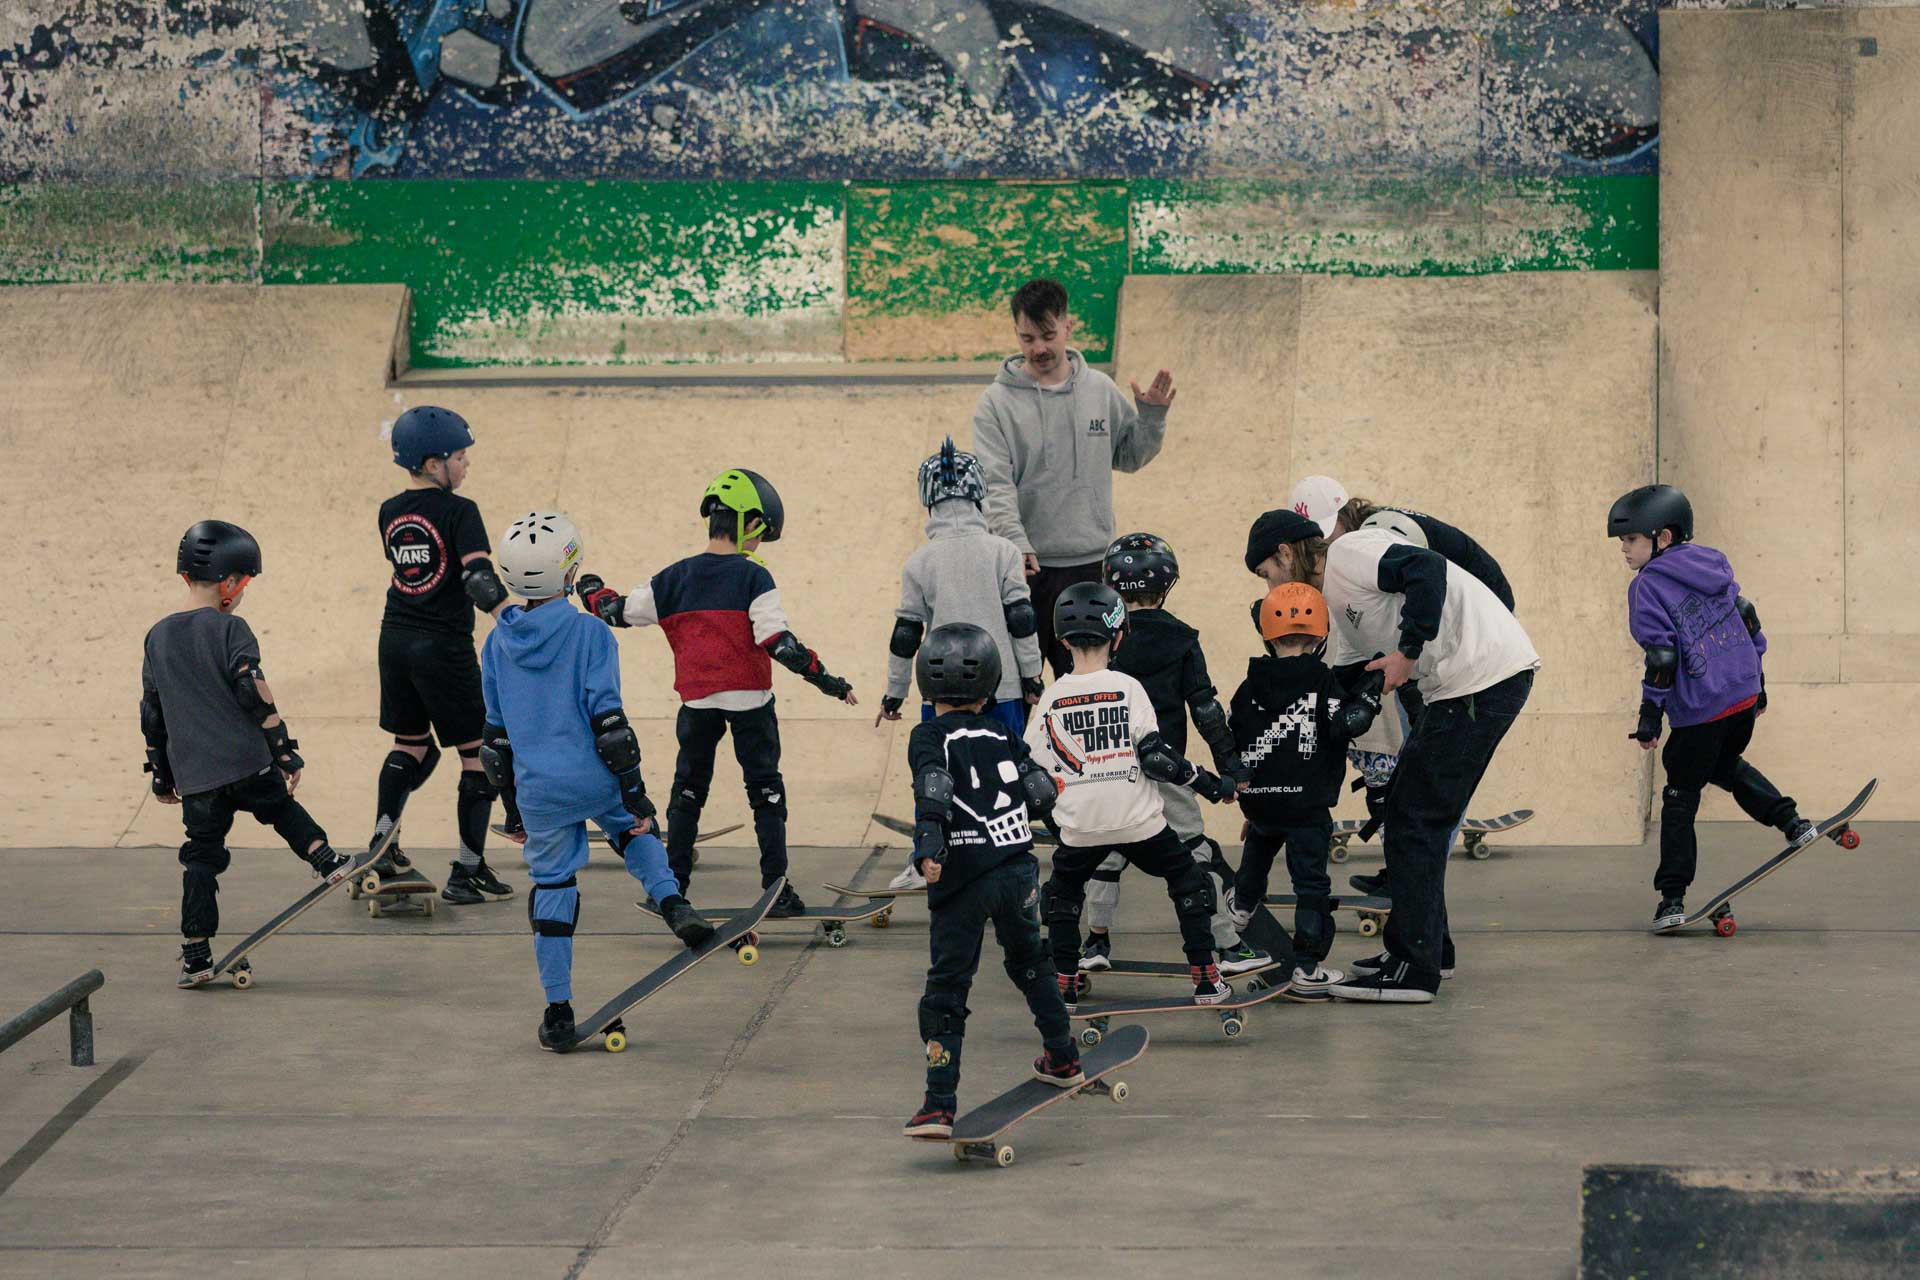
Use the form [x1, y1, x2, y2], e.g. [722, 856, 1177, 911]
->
[879, 439, 1045, 889]
[971, 278, 1175, 677]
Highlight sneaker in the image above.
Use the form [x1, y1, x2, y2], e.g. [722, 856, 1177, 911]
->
[1033, 1045, 1086, 1088]
[888, 862, 928, 891]
[658, 895, 717, 949]
[1055, 971, 1079, 1013]
[1352, 949, 1455, 980]
[538, 1001, 576, 1053]
[370, 839, 413, 877]
[177, 941, 214, 990]
[1328, 958, 1437, 1003]
[1290, 961, 1347, 992]
[1348, 872, 1388, 897]
[766, 884, 807, 919]
[1078, 933, 1113, 972]
[1651, 895, 1687, 933]
[1217, 938, 1272, 976]
[467, 857, 514, 899]
[1190, 962, 1231, 1005]
[444, 859, 514, 905]
[903, 1097, 956, 1138]
[304, 844, 354, 884]
[1224, 887, 1252, 932]
[1782, 817, 1817, 849]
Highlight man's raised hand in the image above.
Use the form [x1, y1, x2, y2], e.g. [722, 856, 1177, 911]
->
[1130, 369, 1176, 408]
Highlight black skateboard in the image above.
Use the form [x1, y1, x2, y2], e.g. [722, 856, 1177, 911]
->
[910, 1024, 1148, 1167]
[636, 893, 889, 948]
[348, 864, 438, 917]
[212, 825, 400, 989]
[562, 878, 784, 1053]
[1265, 892, 1392, 938]
[819, 880, 924, 929]
[1071, 978, 1293, 1046]
[1329, 807, 1534, 862]
[1673, 780, 1874, 937]
[872, 812, 1058, 847]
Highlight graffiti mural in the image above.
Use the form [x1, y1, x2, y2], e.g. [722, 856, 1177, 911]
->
[4, 0, 1658, 182]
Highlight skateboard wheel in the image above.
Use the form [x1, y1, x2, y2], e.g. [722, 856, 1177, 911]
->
[1331, 833, 1350, 850]
[953, 1147, 968, 1163]
[1079, 1027, 1103, 1048]
[1330, 845, 1348, 864]
[1838, 828, 1860, 850]
[1245, 975, 1268, 993]
[1110, 1081, 1129, 1103]
[1222, 1016, 1244, 1039]
[360, 872, 382, 894]
[368, 900, 382, 919]
[605, 1030, 628, 1053]
[1358, 916, 1380, 938]
[1467, 838, 1491, 861]
[995, 1145, 1015, 1168]
[1074, 973, 1092, 999]
[1714, 915, 1736, 937]
[232, 968, 252, 989]
[738, 943, 759, 966]
[424, 897, 438, 917]
[825, 926, 847, 948]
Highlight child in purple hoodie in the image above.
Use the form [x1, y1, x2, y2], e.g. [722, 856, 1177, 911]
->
[1608, 485, 1815, 932]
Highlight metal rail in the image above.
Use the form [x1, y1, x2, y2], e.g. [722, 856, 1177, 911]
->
[0, 969, 104, 1066]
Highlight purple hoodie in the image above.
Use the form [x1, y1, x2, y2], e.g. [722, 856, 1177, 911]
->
[1626, 543, 1765, 728]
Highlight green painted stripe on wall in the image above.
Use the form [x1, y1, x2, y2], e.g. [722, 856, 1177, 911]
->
[0, 183, 258, 284]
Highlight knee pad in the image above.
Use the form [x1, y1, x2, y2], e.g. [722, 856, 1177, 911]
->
[397, 735, 440, 791]
[917, 988, 969, 1041]
[527, 877, 580, 937]
[747, 778, 787, 815]
[457, 768, 497, 804]
[1040, 879, 1083, 929]
[179, 838, 231, 875]
[1169, 863, 1215, 918]
[669, 785, 709, 815]
[1661, 785, 1703, 820]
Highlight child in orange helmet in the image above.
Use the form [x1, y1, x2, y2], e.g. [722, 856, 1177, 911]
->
[1223, 582, 1384, 995]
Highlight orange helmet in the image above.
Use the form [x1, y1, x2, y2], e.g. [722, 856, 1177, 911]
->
[1259, 582, 1329, 642]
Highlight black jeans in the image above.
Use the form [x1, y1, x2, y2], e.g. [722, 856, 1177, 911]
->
[178, 769, 327, 939]
[1029, 560, 1105, 679]
[667, 699, 786, 890]
[1381, 669, 1533, 986]
[1657, 706, 1796, 895]
[920, 857, 1072, 1104]
[1044, 826, 1217, 974]
[1235, 818, 1335, 961]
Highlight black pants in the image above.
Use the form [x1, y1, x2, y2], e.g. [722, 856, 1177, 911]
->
[1381, 669, 1533, 986]
[667, 699, 785, 889]
[1235, 818, 1335, 962]
[1044, 826, 1217, 975]
[1030, 560, 1105, 679]
[920, 857, 1072, 1104]
[1657, 706, 1796, 895]
[178, 769, 327, 939]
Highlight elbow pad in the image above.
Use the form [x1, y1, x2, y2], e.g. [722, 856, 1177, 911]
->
[230, 661, 276, 723]
[1735, 595, 1761, 638]
[889, 617, 924, 659]
[1018, 762, 1060, 821]
[1335, 669, 1385, 739]
[771, 631, 852, 699]
[1135, 731, 1195, 787]
[912, 767, 955, 864]
[478, 722, 516, 796]
[1004, 599, 1037, 640]
[591, 709, 652, 819]
[1642, 645, 1678, 691]
[140, 691, 174, 794]
[462, 558, 509, 613]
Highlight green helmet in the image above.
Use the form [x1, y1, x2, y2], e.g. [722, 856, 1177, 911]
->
[700, 468, 784, 545]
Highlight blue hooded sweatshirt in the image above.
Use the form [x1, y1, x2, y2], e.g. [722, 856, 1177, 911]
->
[481, 599, 624, 829]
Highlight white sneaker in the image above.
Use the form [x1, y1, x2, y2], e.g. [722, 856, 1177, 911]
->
[887, 863, 928, 891]
[1216, 941, 1272, 976]
[1225, 887, 1253, 932]
[1291, 962, 1346, 991]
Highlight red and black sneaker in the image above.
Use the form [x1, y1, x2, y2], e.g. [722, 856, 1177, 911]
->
[1191, 960, 1231, 1005]
[1055, 970, 1080, 1012]
[1032, 1045, 1086, 1088]
[903, 1097, 955, 1139]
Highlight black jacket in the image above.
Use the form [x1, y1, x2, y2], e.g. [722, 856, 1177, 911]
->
[909, 710, 1041, 907]
[1401, 509, 1515, 612]
[1229, 654, 1356, 825]
[1112, 607, 1236, 771]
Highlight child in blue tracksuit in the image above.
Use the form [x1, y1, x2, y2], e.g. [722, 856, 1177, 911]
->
[479, 511, 715, 1051]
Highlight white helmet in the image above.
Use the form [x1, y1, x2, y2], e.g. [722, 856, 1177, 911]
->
[1360, 508, 1429, 550]
[497, 511, 584, 599]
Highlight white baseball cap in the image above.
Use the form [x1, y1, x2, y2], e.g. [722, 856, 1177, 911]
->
[1289, 475, 1350, 538]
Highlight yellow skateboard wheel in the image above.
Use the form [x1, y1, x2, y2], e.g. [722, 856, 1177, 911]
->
[605, 1030, 628, 1053]
[738, 944, 758, 966]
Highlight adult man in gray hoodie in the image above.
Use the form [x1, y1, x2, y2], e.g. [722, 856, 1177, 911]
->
[972, 278, 1176, 678]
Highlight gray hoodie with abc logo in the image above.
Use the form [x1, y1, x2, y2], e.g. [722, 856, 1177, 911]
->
[971, 350, 1168, 568]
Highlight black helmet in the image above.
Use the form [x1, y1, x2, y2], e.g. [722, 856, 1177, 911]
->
[1607, 484, 1692, 544]
[915, 623, 1002, 704]
[1104, 532, 1179, 596]
[1053, 581, 1127, 646]
[177, 520, 262, 582]
[701, 468, 784, 543]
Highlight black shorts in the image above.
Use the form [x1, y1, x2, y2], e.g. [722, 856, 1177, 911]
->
[378, 627, 484, 745]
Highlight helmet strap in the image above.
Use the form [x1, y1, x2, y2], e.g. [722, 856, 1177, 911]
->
[217, 574, 252, 612]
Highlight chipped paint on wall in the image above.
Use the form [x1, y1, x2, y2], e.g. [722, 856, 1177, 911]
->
[0, 183, 259, 284]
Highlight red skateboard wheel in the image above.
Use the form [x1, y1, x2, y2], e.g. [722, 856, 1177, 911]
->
[1838, 828, 1860, 850]
[1714, 915, 1736, 937]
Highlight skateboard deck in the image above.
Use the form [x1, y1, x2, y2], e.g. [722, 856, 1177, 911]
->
[350, 867, 439, 918]
[911, 1024, 1148, 1167]
[1070, 977, 1294, 1046]
[872, 812, 1058, 847]
[819, 880, 925, 929]
[1328, 807, 1534, 862]
[1072, 954, 1286, 999]
[1675, 780, 1874, 937]
[1265, 892, 1392, 938]
[212, 825, 400, 989]
[636, 894, 888, 947]
[563, 878, 785, 1053]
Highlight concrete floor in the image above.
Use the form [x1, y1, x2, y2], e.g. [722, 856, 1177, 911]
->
[1, 826, 1915, 1279]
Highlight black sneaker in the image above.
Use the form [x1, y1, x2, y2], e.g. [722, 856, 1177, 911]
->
[1078, 933, 1113, 972]
[1348, 872, 1388, 897]
[1352, 949, 1455, 980]
[1328, 957, 1437, 1003]
[538, 1001, 576, 1053]
[658, 895, 717, 949]
[304, 844, 354, 884]
[1033, 1045, 1086, 1088]
[1782, 817, 1817, 849]
[177, 941, 214, 990]
[903, 1097, 956, 1138]
[370, 838, 413, 877]
[1651, 895, 1686, 933]
[766, 884, 807, 919]
[1190, 961, 1231, 1005]
[444, 859, 514, 905]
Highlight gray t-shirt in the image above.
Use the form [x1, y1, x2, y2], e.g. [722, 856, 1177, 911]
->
[141, 609, 272, 796]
